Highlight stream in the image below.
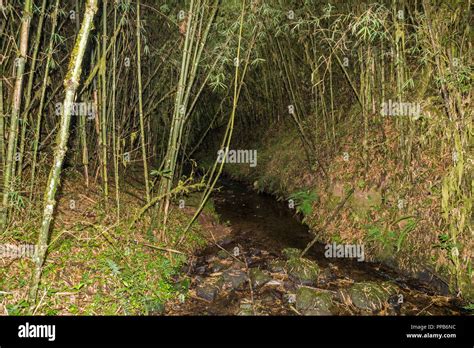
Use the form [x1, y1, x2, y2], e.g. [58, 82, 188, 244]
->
[166, 179, 465, 316]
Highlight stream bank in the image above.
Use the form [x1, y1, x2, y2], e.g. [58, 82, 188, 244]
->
[195, 117, 474, 304]
[166, 179, 465, 315]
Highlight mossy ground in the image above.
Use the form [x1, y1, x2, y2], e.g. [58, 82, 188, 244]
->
[0, 170, 213, 315]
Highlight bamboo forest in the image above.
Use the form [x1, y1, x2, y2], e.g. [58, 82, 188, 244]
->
[0, 0, 472, 322]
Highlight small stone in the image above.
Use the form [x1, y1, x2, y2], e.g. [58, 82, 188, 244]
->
[268, 260, 286, 273]
[217, 250, 228, 259]
[249, 268, 272, 288]
[196, 284, 219, 302]
[195, 265, 206, 275]
[245, 256, 258, 267]
[222, 269, 248, 290]
[237, 302, 254, 316]
[249, 248, 261, 257]
[210, 260, 228, 272]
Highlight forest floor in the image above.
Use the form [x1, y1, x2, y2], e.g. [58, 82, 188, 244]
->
[0, 165, 469, 315]
[0, 167, 227, 315]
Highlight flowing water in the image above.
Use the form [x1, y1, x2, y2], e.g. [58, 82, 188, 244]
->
[166, 178, 465, 316]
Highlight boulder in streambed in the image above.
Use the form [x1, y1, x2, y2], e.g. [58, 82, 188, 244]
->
[282, 248, 320, 285]
[249, 268, 272, 288]
[282, 248, 302, 260]
[196, 284, 220, 302]
[221, 269, 248, 290]
[346, 281, 399, 311]
[194, 265, 207, 275]
[268, 260, 286, 273]
[296, 287, 334, 315]
[237, 301, 254, 316]
[209, 259, 230, 273]
[217, 249, 229, 259]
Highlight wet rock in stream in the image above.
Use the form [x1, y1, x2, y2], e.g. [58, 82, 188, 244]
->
[249, 268, 272, 288]
[209, 259, 229, 272]
[345, 281, 399, 311]
[237, 301, 254, 316]
[170, 243, 462, 316]
[296, 287, 334, 315]
[221, 269, 248, 290]
[268, 260, 286, 273]
[217, 249, 229, 259]
[282, 248, 320, 286]
[196, 284, 220, 302]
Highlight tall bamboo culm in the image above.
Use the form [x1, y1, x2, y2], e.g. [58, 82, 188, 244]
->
[1, 0, 32, 231]
[29, 0, 99, 302]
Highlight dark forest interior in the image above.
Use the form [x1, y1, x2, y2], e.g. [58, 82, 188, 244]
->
[0, 0, 472, 317]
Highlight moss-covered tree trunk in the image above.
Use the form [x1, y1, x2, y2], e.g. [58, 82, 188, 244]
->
[29, 0, 99, 302]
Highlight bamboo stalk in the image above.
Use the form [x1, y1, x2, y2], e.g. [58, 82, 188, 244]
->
[100, 0, 109, 202]
[180, 0, 249, 244]
[156, 0, 198, 236]
[1, 0, 33, 230]
[112, 1, 120, 219]
[30, 0, 61, 200]
[29, 0, 98, 302]
[0, 81, 4, 168]
[17, 0, 48, 181]
[136, 0, 150, 204]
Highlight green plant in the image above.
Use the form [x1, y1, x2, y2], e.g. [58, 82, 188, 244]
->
[366, 218, 417, 253]
[463, 303, 474, 312]
[435, 233, 456, 252]
[396, 218, 417, 252]
[289, 190, 318, 216]
[6, 299, 30, 316]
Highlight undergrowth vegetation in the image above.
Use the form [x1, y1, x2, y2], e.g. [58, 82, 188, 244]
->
[0, 0, 471, 313]
[0, 173, 207, 315]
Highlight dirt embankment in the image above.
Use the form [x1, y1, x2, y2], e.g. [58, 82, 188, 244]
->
[206, 121, 473, 303]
